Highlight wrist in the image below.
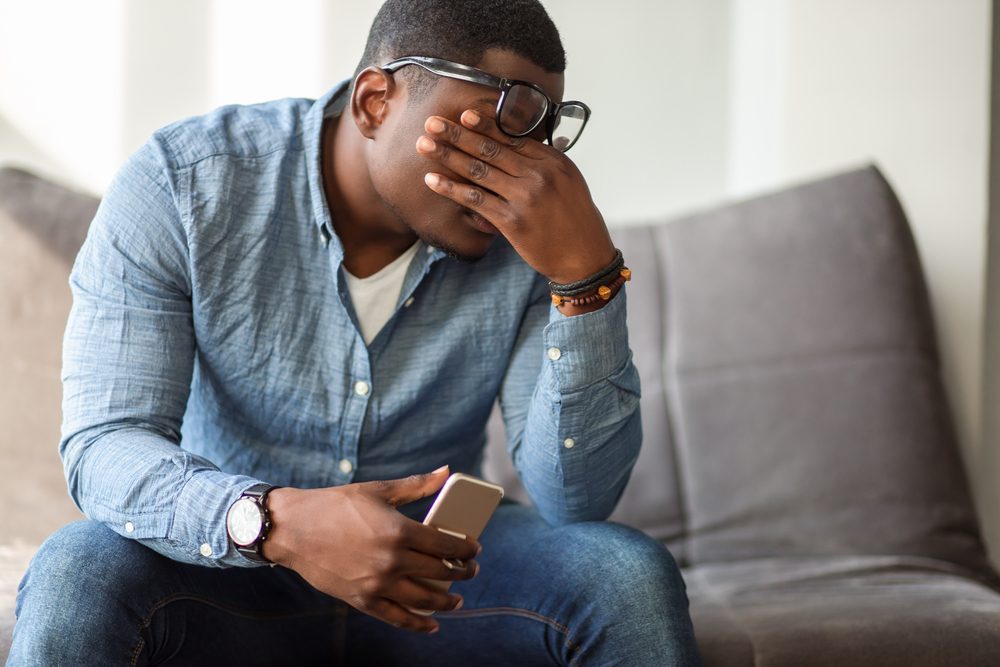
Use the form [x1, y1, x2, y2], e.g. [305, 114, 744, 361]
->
[545, 245, 617, 286]
[259, 486, 297, 566]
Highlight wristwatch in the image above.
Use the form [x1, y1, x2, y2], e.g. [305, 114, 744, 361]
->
[225, 483, 279, 564]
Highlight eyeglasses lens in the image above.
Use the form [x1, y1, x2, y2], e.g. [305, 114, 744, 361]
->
[499, 84, 548, 136]
[552, 105, 587, 152]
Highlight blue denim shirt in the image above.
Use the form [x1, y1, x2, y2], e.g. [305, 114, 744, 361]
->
[59, 81, 642, 568]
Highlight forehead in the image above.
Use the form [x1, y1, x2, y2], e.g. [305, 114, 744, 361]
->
[473, 48, 566, 103]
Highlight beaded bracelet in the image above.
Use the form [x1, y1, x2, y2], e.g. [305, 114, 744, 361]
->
[549, 249, 625, 297]
[551, 267, 632, 308]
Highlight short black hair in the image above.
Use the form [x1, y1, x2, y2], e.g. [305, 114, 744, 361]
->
[353, 0, 566, 99]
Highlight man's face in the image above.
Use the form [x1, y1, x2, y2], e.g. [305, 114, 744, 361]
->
[366, 48, 565, 261]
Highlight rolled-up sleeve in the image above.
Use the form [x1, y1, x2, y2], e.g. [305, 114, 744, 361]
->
[60, 138, 263, 567]
[499, 276, 642, 525]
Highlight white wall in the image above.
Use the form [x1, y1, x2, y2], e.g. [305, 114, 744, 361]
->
[1, 0, 996, 561]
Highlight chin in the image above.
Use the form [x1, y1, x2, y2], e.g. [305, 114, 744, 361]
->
[415, 213, 498, 263]
[422, 231, 495, 263]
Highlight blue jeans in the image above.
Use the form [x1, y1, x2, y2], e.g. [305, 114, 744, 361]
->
[10, 500, 702, 666]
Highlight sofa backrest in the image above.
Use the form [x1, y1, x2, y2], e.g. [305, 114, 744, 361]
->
[0, 167, 94, 545]
[484, 165, 996, 582]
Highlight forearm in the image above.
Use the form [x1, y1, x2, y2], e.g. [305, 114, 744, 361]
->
[505, 290, 642, 525]
[62, 425, 264, 567]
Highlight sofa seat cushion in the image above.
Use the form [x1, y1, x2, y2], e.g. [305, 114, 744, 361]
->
[685, 555, 1000, 666]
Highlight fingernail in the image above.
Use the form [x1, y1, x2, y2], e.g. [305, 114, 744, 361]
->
[453, 597, 464, 610]
[432, 464, 449, 473]
[462, 110, 480, 126]
[417, 136, 436, 151]
[424, 173, 441, 188]
[476, 543, 483, 556]
[428, 625, 440, 634]
[426, 117, 446, 133]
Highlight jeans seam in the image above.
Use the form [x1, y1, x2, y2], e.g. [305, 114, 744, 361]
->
[129, 592, 343, 666]
[439, 605, 581, 664]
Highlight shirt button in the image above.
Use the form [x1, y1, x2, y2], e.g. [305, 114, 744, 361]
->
[547, 347, 562, 361]
[563, 438, 576, 449]
[124, 522, 135, 533]
[354, 380, 370, 396]
[404, 297, 415, 308]
[339, 459, 354, 474]
[426, 245, 435, 254]
[199, 543, 213, 557]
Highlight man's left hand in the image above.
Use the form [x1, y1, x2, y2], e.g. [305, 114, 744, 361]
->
[416, 109, 616, 285]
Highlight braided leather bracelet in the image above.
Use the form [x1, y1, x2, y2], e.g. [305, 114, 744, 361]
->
[549, 249, 624, 297]
[551, 267, 632, 308]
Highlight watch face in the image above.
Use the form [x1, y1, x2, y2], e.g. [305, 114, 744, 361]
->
[227, 497, 264, 547]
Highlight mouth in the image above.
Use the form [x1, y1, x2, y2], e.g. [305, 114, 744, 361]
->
[463, 208, 498, 235]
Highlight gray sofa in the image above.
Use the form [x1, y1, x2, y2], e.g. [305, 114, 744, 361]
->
[3, 164, 1000, 664]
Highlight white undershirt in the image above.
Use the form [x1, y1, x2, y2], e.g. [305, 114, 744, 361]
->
[343, 241, 421, 344]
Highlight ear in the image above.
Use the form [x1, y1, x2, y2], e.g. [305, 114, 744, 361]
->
[351, 66, 396, 140]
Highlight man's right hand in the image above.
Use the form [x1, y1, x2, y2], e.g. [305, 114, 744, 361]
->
[260, 465, 480, 634]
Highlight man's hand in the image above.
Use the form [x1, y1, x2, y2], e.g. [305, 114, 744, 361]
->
[261, 466, 480, 634]
[416, 109, 616, 285]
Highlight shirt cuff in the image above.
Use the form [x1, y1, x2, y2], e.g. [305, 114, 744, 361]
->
[541, 287, 631, 392]
[170, 470, 267, 567]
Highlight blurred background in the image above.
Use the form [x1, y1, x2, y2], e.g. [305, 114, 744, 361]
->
[0, 0, 997, 566]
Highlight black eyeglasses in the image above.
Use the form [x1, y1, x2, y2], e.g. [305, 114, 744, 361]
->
[381, 56, 591, 153]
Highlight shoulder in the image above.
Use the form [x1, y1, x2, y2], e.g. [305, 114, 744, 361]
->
[149, 97, 315, 171]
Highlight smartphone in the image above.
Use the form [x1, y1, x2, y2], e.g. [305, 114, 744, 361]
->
[410, 473, 504, 615]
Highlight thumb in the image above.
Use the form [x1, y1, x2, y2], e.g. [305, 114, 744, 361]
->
[370, 465, 450, 507]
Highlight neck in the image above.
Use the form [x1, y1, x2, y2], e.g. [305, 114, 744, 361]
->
[322, 114, 418, 279]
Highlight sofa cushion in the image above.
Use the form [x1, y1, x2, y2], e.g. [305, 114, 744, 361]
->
[684, 555, 1000, 666]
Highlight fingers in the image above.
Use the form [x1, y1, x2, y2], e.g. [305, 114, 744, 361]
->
[404, 520, 482, 562]
[396, 577, 465, 614]
[455, 109, 549, 160]
[419, 114, 537, 179]
[423, 172, 512, 229]
[365, 466, 450, 507]
[397, 548, 481, 582]
[367, 596, 442, 634]
[359, 571, 468, 635]
[417, 133, 520, 197]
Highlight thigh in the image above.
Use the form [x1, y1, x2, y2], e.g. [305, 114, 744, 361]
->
[343, 500, 701, 667]
[11, 521, 348, 666]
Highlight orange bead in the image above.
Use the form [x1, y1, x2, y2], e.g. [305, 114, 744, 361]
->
[598, 285, 612, 300]
[621, 268, 632, 281]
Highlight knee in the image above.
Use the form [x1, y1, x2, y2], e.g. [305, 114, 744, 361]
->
[12, 521, 167, 664]
[17, 520, 161, 620]
[556, 522, 690, 610]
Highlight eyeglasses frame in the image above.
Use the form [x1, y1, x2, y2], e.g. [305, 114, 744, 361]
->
[380, 55, 591, 152]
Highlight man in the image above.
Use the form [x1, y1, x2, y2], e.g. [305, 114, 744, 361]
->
[11, 0, 702, 664]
